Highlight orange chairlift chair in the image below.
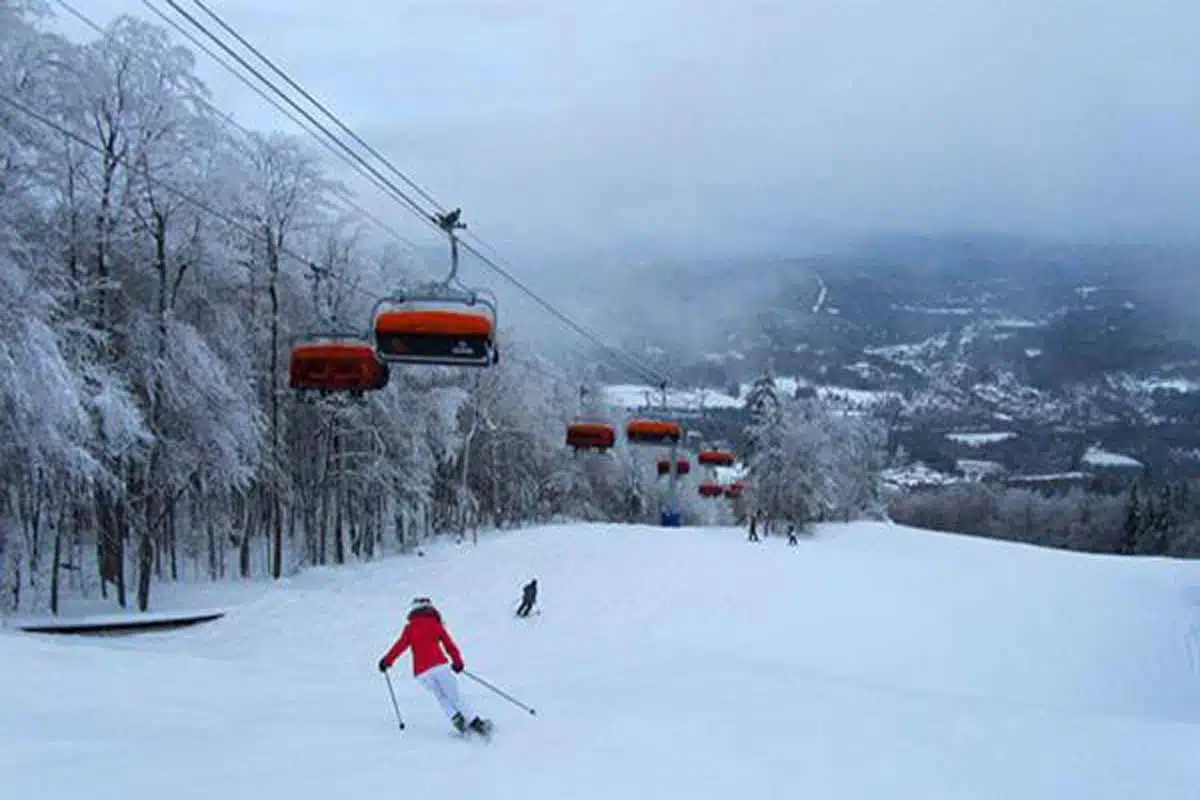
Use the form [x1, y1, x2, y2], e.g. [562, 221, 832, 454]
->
[373, 209, 499, 368]
[288, 330, 389, 397]
[697, 449, 736, 467]
[625, 418, 683, 446]
[566, 386, 617, 452]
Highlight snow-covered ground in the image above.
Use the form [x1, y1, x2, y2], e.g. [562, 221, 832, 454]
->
[812, 273, 829, 313]
[603, 380, 902, 416]
[947, 431, 1017, 446]
[882, 461, 962, 489]
[816, 385, 903, 408]
[956, 458, 1006, 480]
[890, 304, 975, 316]
[1082, 445, 1144, 469]
[994, 317, 1044, 329]
[4, 522, 1200, 799]
[604, 384, 741, 411]
[1142, 377, 1200, 394]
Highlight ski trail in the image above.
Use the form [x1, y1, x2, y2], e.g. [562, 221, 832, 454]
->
[1180, 583, 1200, 679]
[1187, 621, 1200, 677]
[812, 273, 828, 313]
[7, 523, 1200, 800]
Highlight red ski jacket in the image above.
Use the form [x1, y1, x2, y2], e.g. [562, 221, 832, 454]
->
[380, 607, 464, 677]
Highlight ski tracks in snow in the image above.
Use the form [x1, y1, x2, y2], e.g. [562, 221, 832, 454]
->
[1184, 584, 1200, 680]
[1186, 621, 1200, 678]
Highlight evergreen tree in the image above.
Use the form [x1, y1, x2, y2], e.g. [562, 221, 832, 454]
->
[742, 368, 782, 461]
[1141, 485, 1172, 556]
[1119, 484, 1142, 555]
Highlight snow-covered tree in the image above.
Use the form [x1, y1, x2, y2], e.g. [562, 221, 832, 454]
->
[745, 386, 886, 531]
[742, 367, 782, 461]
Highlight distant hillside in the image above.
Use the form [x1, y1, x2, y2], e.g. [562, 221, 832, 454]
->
[599, 235, 1200, 478]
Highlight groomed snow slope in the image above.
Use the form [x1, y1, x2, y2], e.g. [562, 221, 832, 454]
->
[3, 522, 1200, 799]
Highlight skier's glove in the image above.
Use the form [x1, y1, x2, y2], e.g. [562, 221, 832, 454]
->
[451, 661, 464, 673]
[378, 658, 389, 673]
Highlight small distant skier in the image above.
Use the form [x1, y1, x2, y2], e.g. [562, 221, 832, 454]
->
[748, 512, 760, 542]
[378, 597, 492, 736]
[516, 578, 538, 618]
[787, 524, 799, 546]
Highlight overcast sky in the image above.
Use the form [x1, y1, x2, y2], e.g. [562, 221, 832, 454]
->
[60, 0, 1200, 265]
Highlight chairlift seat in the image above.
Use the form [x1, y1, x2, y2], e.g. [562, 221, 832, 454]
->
[289, 336, 388, 394]
[374, 306, 496, 367]
[626, 418, 682, 445]
[566, 422, 616, 451]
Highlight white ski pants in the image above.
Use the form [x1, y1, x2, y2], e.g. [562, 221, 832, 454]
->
[417, 664, 474, 721]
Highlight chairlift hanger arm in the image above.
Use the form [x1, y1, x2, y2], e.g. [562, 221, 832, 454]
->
[434, 208, 465, 233]
[433, 208, 467, 288]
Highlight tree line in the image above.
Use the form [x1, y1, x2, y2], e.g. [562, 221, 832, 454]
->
[888, 480, 1200, 558]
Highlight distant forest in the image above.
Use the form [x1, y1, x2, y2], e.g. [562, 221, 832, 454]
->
[889, 480, 1200, 559]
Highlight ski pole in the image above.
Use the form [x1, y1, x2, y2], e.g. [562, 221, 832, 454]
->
[383, 671, 406, 730]
[463, 670, 537, 716]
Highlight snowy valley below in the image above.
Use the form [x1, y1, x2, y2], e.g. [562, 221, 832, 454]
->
[4, 521, 1199, 799]
[594, 237, 1200, 482]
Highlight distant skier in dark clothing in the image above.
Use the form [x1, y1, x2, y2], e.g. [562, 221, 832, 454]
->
[516, 578, 538, 617]
[787, 524, 799, 546]
[748, 514, 760, 542]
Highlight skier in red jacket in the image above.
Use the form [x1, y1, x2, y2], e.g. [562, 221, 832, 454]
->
[378, 597, 491, 735]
